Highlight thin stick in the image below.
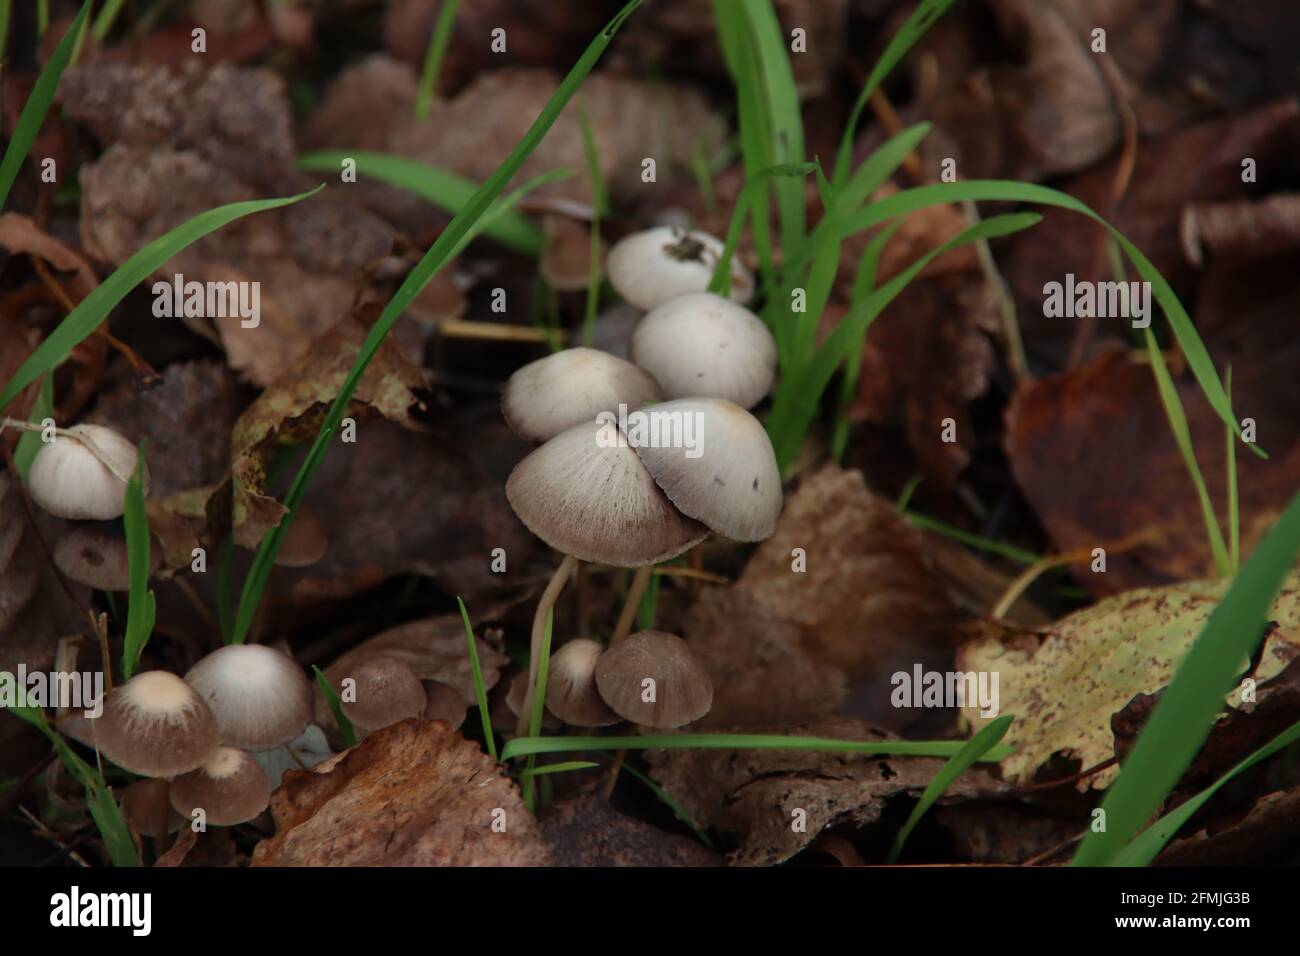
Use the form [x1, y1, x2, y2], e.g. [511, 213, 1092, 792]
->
[515, 554, 578, 739]
[610, 564, 651, 645]
[439, 318, 565, 343]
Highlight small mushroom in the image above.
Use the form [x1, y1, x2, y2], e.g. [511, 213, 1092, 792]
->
[94, 671, 220, 778]
[505, 670, 561, 731]
[119, 779, 184, 840]
[169, 747, 273, 827]
[271, 503, 328, 568]
[421, 679, 468, 730]
[53, 522, 161, 591]
[545, 638, 620, 727]
[340, 655, 426, 732]
[27, 424, 147, 521]
[540, 214, 601, 291]
[629, 292, 777, 409]
[632, 397, 783, 542]
[184, 644, 314, 752]
[594, 630, 713, 729]
[606, 226, 753, 310]
[502, 347, 663, 443]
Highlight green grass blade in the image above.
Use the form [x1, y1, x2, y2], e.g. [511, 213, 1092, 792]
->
[1112, 717, 1300, 866]
[618, 761, 714, 849]
[120, 448, 154, 681]
[767, 212, 1041, 472]
[92, 0, 128, 42]
[0, 1, 11, 60]
[456, 597, 497, 760]
[836, 181, 1258, 455]
[414, 0, 459, 121]
[739, 0, 805, 255]
[0, 186, 323, 411]
[578, 107, 605, 347]
[887, 714, 1013, 863]
[297, 151, 544, 256]
[1143, 326, 1231, 576]
[312, 665, 356, 748]
[1225, 367, 1239, 572]
[831, 0, 956, 188]
[1072, 487, 1300, 866]
[903, 510, 1042, 565]
[232, 1, 644, 644]
[707, 161, 816, 297]
[12, 373, 53, 479]
[520, 760, 599, 779]
[501, 733, 1013, 761]
[0, 2, 89, 210]
[522, 609, 555, 810]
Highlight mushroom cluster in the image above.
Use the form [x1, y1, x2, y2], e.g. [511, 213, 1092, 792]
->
[500, 225, 783, 737]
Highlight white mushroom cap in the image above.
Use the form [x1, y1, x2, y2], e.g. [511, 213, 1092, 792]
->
[629, 292, 776, 409]
[545, 638, 620, 727]
[502, 348, 664, 443]
[27, 424, 148, 520]
[505, 418, 707, 567]
[184, 644, 314, 752]
[606, 226, 753, 310]
[631, 398, 782, 542]
[94, 671, 220, 778]
[169, 747, 272, 827]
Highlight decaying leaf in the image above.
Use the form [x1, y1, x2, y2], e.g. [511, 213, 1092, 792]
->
[229, 313, 428, 549]
[958, 571, 1300, 788]
[252, 719, 550, 866]
[1156, 786, 1300, 867]
[542, 785, 719, 866]
[647, 716, 998, 866]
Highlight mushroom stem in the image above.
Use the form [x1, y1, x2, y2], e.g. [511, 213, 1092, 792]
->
[610, 565, 652, 646]
[516, 553, 579, 738]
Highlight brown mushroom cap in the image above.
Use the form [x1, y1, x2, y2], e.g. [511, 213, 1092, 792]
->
[120, 779, 184, 839]
[184, 644, 314, 752]
[594, 630, 713, 729]
[628, 292, 776, 409]
[340, 655, 426, 731]
[545, 638, 620, 727]
[632, 398, 782, 542]
[28, 424, 148, 521]
[272, 504, 328, 568]
[421, 679, 468, 730]
[95, 671, 220, 778]
[505, 670, 561, 731]
[540, 214, 601, 291]
[505, 419, 707, 567]
[169, 747, 272, 827]
[53, 522, 160, 591]
[502, 348, 663, 443]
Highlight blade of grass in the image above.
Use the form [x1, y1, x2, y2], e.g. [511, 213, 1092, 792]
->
[0, 186, 323, 411]
[520, 761, 599, 779]
[456, 596, 496, 761]
[522, 609, 555, 811]
[1112, 717, 1300, 866]
[0, 1, 10, 60]
[414, 0, 459, 121]
[37, 0, 50, 37]
[233, 1, 644, 643]
[887, 714, 1013, 863]
[902, 510, 1042, 565]
[502, 733, 1013, 761]
[0, 2, 89, 210]
[767, 212, 1042, 472]
[297, 151, 543, 256]
[12, 373, 53, 479]
[577, 107, 605, 347]
[1143, 325, 1231, 576]
[707, 160, 816, 300]
[92, 0, 128, 42]
[1225, 367, 1239, 572]
[618, 761, 714, 849]
[834, 181, 1260, 456]
[1072, 486, 1300, 866]
[312, 665, 356, 749]
[120, 448, 155, 681]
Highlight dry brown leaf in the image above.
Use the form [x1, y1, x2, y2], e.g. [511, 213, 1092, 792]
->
[647, 716, 998, 866]
[1155, 786, 1300, 867]
[542, 785, 720, 867]
[252, 719, 550, 866]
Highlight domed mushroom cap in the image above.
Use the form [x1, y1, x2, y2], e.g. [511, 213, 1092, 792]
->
[340, 655, 426, 731]
[184, 644, 314, 752]
[594, 630, 712, 729]
[95, 671, 220, 778]
[421, 679, 468, 730]
[632, 398, 782, 542]
[169, 747, 272, 827]
[629, 292, 776, 409]
[503, 348, 664, 443]
[505, 670, 560, 730]
[506, 419, 707, 567]
[53, 523, 160, 591]
[546, 638, 620, 727]
[272, 504, 328, 568]
[606, 226, 753, 310]
[120, 779, 184, 839]
[28, 424, 148, 521]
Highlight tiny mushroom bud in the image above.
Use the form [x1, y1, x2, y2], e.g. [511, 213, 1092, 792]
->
[594, 630, 713, 729]
[539, 214, 600, 291]
[502, 347, 663, 443]
[169, 747, 273, 827]
[184, 644, 314, 752]
[629, 292, 777, 409]
[271, 503, 328, 568]
[606, 226, 753, 310]
[53, 523, 160, 591]
[632, 398, 783, 542]
[341, 655, 426, 732]
[120, 779, 184, 840]
[27, 424, 147, 520]
[421, 679, 468, 730]
[545, 638, 620, 727]
[95, 671, 220, 778]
